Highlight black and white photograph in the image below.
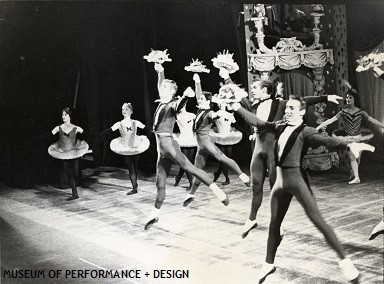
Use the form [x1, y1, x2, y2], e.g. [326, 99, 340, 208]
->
[0, 1, 383, 283]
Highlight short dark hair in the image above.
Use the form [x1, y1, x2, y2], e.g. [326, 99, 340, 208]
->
[288, 95, 306, 110]
[252, 79, 276, 98]
[62, 107, 72, 117]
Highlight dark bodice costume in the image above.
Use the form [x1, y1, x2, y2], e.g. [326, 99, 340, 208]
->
[48, 126, 89, 160]
[333, 109, 373, 142]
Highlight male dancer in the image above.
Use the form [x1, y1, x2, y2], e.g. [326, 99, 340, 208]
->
[229, 95, 373, 283]
[145, 63, 228, 230]
[239, 79, 342, 238]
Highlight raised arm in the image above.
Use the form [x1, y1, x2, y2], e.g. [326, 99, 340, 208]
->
[174, 87, 195, 114]
[193, 73, 203, 101]
[155, 63, 165, 92]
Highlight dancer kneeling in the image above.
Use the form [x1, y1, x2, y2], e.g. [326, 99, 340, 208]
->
[228, 96, 373, 283]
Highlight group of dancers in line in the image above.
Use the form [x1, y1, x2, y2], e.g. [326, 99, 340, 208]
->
[45, 51, 384, 283]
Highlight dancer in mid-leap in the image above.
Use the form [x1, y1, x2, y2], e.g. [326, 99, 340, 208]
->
[144, 60, 228, 230]
[227, 95, 373, 284]
[100, 102, 150, 195]
[235, 79, 343, 238]
[48, 107, 89, 200]
[183, 74, 250, 207]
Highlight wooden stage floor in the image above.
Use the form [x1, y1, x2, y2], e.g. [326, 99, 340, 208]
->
[1, 163, 383, 284]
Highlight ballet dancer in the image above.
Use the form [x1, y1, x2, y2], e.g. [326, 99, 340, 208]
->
[144, 62, 228, 230]
[183, 74, 250, 207]
[48, 107, 89, 200]
[316, 82, 383, 184]
[173, 104, 198, 187]
[100, 102, 150, 195]
[211, 102, 243, 185]
[232, 79, 343, 238]
[227, 95, 373, 284]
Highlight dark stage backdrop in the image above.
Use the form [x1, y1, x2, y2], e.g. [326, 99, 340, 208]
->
[0, 2, 382, 187]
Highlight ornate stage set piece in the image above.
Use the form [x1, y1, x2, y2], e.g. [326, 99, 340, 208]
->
[243, 4, 351, 171]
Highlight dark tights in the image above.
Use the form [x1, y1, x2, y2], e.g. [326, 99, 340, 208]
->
[124, 155, 140, 189]
[176, 147, 197, 185]
[214, 145, 232, 181]
[61, 159, 80, 197]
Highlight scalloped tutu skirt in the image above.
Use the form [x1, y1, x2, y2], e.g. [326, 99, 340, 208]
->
[172, 133, 198, 147]
[210, 129, 243, 145]
[48, 140, 89, 160]
[332, 128, 374, 142]
[110, 135, 150, 156]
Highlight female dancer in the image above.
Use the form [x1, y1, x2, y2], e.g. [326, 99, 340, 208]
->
[210, 102, 243, 185]
[183, 74, 250, 207]
[173, 104, 197, 187]
[316, 83, 382, 184]
[101, 103, 150, 195]
[48, 107, 89, 200]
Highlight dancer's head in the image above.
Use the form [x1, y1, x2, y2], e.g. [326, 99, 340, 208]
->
[122, 103, 133, 117]
[62, 107, 72, 123]
[159, 79, 178, 103]
[285, 95, 306, 123]
[250, 79, 275, 100]
[345, 88, 358, 106]
[197, 91, 213, 109]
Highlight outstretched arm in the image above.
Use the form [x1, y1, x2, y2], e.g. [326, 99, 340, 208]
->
[174, 87, 195, 113]
[228, 102, 274, 130]
[316, 112, 341, 131]
[363, 111, 384, 129]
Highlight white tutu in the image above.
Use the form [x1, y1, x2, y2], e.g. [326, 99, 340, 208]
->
[173, 133, 198, 147]
[110, 135, 150, 155]
[210, 129, 243, 145]
[48, 140, 89, 160]
[332, 132, 374, 143]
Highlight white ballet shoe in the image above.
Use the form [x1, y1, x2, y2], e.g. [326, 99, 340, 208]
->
[369, 220, 384, 240]
[242, 219, 258, 239]
[209, 183, 228, 205]
[183, 193, 195, 207]
[338, 258, 359, 282]
[348, 178, 361, 185]
[257, 262, 276, 284]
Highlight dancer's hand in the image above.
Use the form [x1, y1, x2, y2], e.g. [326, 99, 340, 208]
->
[219, 68, 230, 80]
[183, 87, 195, 98]
[327, 94, 342, 104]
[249, 133, 256, 141]
[154, 63, 164, 72]
[193, 73, 201, 83]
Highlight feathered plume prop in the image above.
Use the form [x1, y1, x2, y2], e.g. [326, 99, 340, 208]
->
[184, 59, 210, 73]
[143, 49, 172, 64]
[211, 50, 239, 74]
[356, 51, 384, 72]
[341, 79, 352, 90]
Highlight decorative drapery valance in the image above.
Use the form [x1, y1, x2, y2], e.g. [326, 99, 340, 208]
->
[247, 39, 334, 72]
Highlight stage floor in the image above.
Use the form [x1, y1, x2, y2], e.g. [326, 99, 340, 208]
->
[1, 164, 383, 284]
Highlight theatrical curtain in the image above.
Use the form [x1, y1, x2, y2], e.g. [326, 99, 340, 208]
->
[354, 40, 384, 159]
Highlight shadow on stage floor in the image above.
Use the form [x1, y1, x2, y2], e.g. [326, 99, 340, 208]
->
[1, 163, 383, 284]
